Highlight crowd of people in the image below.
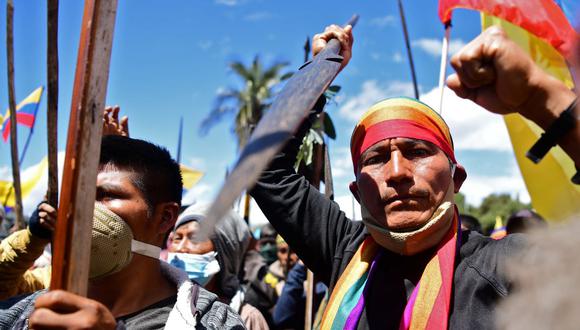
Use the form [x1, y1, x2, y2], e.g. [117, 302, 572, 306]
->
[0, 21, 578, 330]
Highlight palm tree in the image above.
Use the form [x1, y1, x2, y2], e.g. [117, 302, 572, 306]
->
[200, 56, 291, 149]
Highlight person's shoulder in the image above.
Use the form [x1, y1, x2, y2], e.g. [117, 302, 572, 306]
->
[458, 231, 526, 293]
[196, 287, 245, 329]
[460, 230, 525, 261]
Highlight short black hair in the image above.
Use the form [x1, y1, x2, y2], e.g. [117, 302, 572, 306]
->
[460, 214, 482, 234]
[99, 136, 183, 210]
[506, 209, 546, 234]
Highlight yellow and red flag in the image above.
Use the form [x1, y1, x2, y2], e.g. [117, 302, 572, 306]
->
[439, 0, 580, 222]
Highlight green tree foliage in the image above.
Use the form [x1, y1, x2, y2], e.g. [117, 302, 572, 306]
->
[200, 56, 292, 149]
[456, 192, 530, 233]
[294, 85, 340, 171]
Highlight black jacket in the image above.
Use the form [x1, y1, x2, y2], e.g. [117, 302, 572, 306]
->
[250, 127, 524, 329]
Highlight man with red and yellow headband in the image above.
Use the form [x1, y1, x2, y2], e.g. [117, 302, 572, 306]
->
[250, 25, 523, 329]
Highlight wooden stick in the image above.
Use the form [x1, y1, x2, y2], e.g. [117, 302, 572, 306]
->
[47, 0, 59, 209]
[50, 0, 118, 295]
[398, 0, 419, 99]
[323, 142, 334, 200]
[243, 193, 251, 223]
[304, 117, 326, 330]
[6, 0, 25, 231]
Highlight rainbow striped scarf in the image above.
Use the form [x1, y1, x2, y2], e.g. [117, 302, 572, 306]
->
[320, 213, 460, 330]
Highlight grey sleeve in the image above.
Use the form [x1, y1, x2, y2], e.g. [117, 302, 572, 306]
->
[197, 301, 246, 330]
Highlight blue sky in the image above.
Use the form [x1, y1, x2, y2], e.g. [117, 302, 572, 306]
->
[0, 1, 529, 219]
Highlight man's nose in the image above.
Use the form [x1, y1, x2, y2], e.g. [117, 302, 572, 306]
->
[176, 238, 193, 253]
[386, 151, 412, 182]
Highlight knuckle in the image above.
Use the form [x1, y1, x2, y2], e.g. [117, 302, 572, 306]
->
[486, 26, 506, 38]
[39, 290, 63, 306]
[28, 309, 44, 324]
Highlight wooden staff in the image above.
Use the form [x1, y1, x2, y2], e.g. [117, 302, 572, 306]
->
[47, 0, 59, 209]
[50, 0, 118, 295]
[323, 142, 334, 200]
[6, 0, 25, 230]
[397, 0, 419, 99]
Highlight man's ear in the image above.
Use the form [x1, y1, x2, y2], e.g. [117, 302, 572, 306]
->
[349, 181, 361, 203]
[157, 202, 179, 234]
[452, 164, 467, 193]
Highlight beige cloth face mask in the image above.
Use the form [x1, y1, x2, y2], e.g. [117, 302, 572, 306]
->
[361, 167, 456, 256]
[90, 203, 161, 279]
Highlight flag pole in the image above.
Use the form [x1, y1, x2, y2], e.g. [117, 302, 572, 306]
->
[18, 91, 43, 165]
[1, 89, 44, 209]
[304, 36, 310, 63]
[176, 116, 183, 163]
[397, 0, 419, 99]
[438, 23, 451, 114]
[47, 0, 59, 209]
[6, 0, 25, 230]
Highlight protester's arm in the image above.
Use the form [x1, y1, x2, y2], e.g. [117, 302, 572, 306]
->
[447, 26, 579, 167]
[0, 202, 56, 300]
[250, 25, 361, 284]
[250, 100, 360, 283]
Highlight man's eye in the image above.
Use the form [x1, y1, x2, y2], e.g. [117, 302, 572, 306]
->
[408, 148, 429, 157]
[362, 155, 384, 166]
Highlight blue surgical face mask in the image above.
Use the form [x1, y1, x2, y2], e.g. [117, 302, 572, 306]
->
[167, 251, 220, 286]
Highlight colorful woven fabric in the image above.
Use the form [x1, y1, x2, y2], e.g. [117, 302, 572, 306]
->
[350, 97, 455, 175]
[320, 212, 460, 330]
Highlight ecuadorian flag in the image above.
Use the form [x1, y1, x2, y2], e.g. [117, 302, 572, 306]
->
[1, 86, 43, 142]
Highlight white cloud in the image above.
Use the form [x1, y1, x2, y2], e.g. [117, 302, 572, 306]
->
[460, 166, 530, 206]
[420, 86, 512, 151]
[370, 52, 381, 61]
[329, 148, 353, 179]
[0, 153, 65, 215]
[187, 157, 206, 170]
[412, 38, 466, 57]
[244, 11, 272, 21]
[334, 194, 362, 221]
[215, 0, 238, 6]
[369, 15, 397, 28]
[392, 52, 404, 63]
[182, 183, 213, 205]
[338, 80, 416, 121]
[198, 40, 213, 51]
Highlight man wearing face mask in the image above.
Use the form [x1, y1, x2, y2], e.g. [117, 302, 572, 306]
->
[250, 25, 524, 329]
[0, 136, 244, 329]
[167, 203, 269, 330]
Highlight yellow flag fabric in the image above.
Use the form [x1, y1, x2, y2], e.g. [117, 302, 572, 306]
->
[180, 164, 203, 190]
[0, 157, 48, 209]
[1, 157, 203, 212]
[482, 15, 580, 222]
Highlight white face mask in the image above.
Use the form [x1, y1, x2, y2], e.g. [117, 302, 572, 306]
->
[361, 173, 456, 256]
[90, 203, 161, 279]
[167, 251, 220, 286]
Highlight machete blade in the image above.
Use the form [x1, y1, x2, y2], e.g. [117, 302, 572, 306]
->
[199, 15, 359, 240]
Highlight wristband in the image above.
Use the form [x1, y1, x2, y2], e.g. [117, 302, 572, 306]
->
[526, 98, 579, 184]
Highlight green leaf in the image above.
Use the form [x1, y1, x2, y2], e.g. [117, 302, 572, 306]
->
[311, 129, 324, 144]
[280, 72, 294, 81]
[323, 114, 336, 139]
[328, 85, 341, 93]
